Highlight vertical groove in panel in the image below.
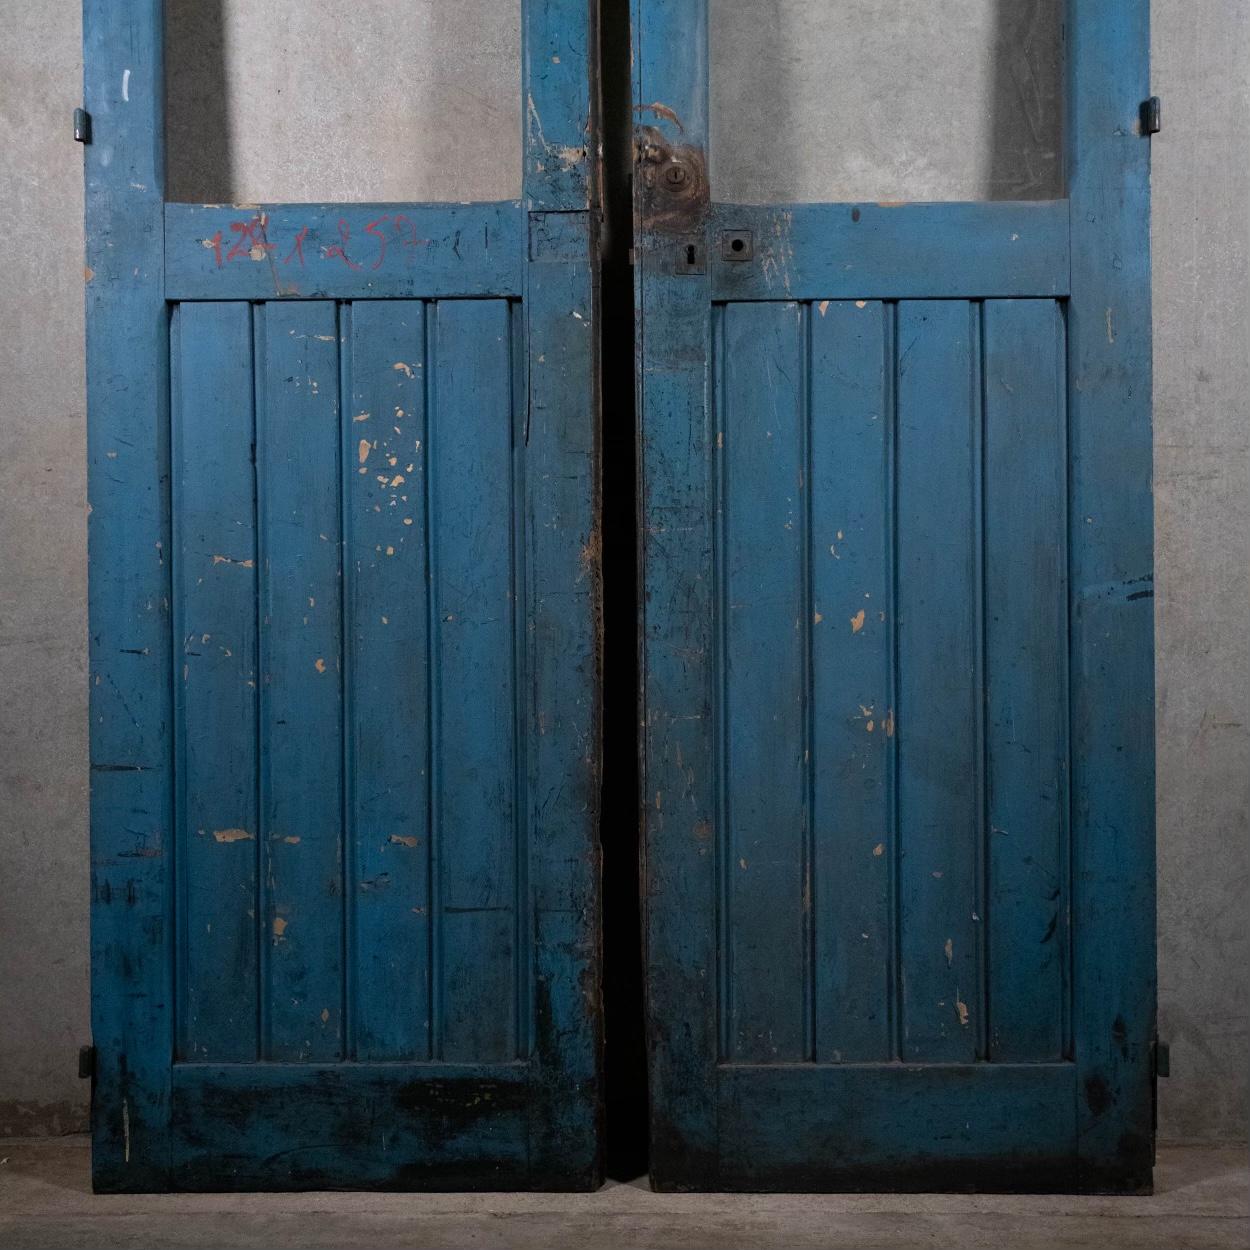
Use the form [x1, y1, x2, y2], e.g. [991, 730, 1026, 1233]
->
[1064, 298, 1078, 1063]
[984, 299, 1069, 1062]
[800, 303, 815, 1065]
[254, 303, 269, 1059]
[712, 304, 730, 1063]
[171, 300, 260, 1062]
[722, 301, 807, 1063]
[171, 303, 186, 1057]
[810, 299, 893, 1063]
[896, 299, 980, 1064]
[339, 301, 353, 1060]
[887, 301, 902, 1062]
[973, 300, 989, 1062]
[425, 302, 441, 1061]
[345, 299, 431, 1061]
[258, 300, 345, 1062]
[510, 301, 530, 1060]
[433, 299, 517, 1064]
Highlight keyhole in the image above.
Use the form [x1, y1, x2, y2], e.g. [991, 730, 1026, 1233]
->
[730, 237, 745, 254]
[685, 244, 697, 267]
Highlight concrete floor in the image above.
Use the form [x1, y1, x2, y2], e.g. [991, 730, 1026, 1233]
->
[0, 1139, 1244, 1249]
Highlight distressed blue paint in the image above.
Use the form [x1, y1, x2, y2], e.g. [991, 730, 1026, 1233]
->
[344, 301, 431, 1061]
[719, 301, 809, 1063]
[710, 201, 1071, 301]
[164, 203, 525, 301]
[639, 0, 1153, 1194]
[634, 0, 721, 1187]
[88, 0, 600, 1192]
[983, 299, 1070, 1062]
[523, 242, 602, 1184]
[718, 1064, 1079, 1192]
[431, 299, 518, 1064]
[895, 300, 983, 1065]
[1066, 0, 1156, 1193]
[256, 301, 345, 1061]
[84, 0, 172, 1192]
[523, 0, 595, 210]
[809, 300, 894, 1064]
[172, 301, 259, 1061]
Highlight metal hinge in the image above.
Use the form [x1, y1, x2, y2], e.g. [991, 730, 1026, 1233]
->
[73, 108, 92, 144]
[1154, 1039, 1171, 1078]
[78, 1044, 95, 1079]
[1141, 97, 1162, 135]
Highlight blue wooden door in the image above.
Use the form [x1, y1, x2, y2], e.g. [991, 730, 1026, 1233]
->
[84, 1, 600, 1191]
[636, 1, 1156, 1191]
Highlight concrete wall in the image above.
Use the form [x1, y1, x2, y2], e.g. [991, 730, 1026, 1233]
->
[0, 0, 1245, 1145]
[164, 0, 519, 204]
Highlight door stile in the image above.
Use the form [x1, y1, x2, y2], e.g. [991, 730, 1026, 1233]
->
[636, 0, 1156, 1194]
[86, 0, 603, 1192]
[1065, 0, 1156, 1192]
[632, 0, 720, 1188]
[84, 0, 173, 1191]
[520, 0, 604, 1187]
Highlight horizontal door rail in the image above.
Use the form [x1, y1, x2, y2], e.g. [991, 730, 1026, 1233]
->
[165, 202, 525, 300]
[170, 1062, 532, 1191]
[713, 1063, 1077, 1192]
[709, 200, 1071, 300]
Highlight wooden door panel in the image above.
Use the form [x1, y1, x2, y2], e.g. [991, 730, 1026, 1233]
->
[85, 0, 599, 1192]
[637, 0, 1153, 1192]
[711, 298, 1070, 1072]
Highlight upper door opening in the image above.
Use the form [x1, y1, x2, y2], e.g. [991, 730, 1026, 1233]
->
[165, 0, 522, 204]
[710, 0, 1063, 203]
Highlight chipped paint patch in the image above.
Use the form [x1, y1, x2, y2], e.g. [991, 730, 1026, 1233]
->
[212, 828, 253, 844]
[393, 362, 415, 378]
[850, 609, 866, 633]
[944, 938, 954, 965]
[389, 834, 420, 848]
[818, 300, 829, 317]
[272, 916, 288, 940]
[956, 997, 970, 1026]
[873, 843, 885, 857]
[314, 658, 327, 673]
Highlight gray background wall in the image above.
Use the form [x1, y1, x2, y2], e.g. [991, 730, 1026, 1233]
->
[1, 0, 1245, 1144]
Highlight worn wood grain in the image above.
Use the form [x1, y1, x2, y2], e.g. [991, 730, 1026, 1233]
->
[810, 300, 894, 1064]
[89, 0, 601, 1192]
[710, 201, 1070, 302]
[895, 300, 982, 1065]
[164, 203, 524, 301]
[344, 300, 431, 1061]
[85, 0, 173, 1192]
[257, 301, 345, 1062]
[172, 301, 259, 1062]
[635, 0, 720, 1189]
[984, 299, 1069, 1062]
[638, 0, 1153, 1194]
[431, 299, 518, 1064]
[1067, 0, 1156, 1193]
[719, 301, 808, 1063]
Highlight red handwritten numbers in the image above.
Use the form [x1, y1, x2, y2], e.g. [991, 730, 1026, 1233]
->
[204, 212, 432, 271]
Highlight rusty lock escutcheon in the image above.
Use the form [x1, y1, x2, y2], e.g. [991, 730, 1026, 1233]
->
[636, 124, 709, 235]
